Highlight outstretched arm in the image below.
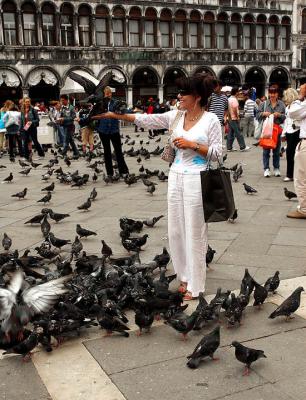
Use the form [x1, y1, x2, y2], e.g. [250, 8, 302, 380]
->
[92, 111, 136, 123]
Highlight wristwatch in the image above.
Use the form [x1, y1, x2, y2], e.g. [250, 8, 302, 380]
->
[193, 143, 200, 152]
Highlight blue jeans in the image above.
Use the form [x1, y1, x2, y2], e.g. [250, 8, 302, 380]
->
[227, 120, 246, 150]
[62, 126, 79, 156]
[262, 134, 281, 170]
[56, 125, 64, 146]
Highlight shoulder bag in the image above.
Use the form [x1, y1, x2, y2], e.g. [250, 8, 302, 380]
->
[160, 110, 184, 163]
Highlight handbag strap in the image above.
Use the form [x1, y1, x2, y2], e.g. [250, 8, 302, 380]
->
[169, 110, 184, 135]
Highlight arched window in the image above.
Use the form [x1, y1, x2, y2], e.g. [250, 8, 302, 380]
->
[95, 6, 108, 46]
[216, 13, 227, 49]
[270, 1, 277, 9]
[113, 6, 125, 47]
[144, 8, 157, 47]
[60, 3, 74, 46]
[160, 9, 172, 48]
[232, 0, 238, 6]
[280, 17, 290, 51]
[79, 5, 91, 46]
[302, 8, 306, 34]
[256, 15, 266, 50]
[245, 0, 255, 7]
[42, 3, 55, 46]
[268, 15, 278, 50]
[219, 0, 230, 5]
[243, 14, 253, 49]
[174, 10, 186, 48]
[129, 7, 141, 47]
[204, 12, 214, 49]
[189, 10, 201, 48]
[230, 14, 241, 50]
[22, 2, 37, 46]
[2, 1, 17, 45]
[258, 0, 266, 7]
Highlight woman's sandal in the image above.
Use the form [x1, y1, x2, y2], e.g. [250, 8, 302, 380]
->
[178, 283, 187, 294]
[183, 291, 198, 301]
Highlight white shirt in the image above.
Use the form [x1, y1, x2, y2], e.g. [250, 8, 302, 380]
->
[135, 110, 222, 174]
[282, 105, 300, 136]
[288, 100, 306, 138]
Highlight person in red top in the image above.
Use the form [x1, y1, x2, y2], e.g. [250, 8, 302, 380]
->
[227, 87, 250, 152]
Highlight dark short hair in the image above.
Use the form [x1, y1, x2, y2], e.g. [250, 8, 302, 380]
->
[60, 94, 69, 101]
[216, 79, 223, 87]
[268, 85, 278, 94]
[176, 73, 217, 107]
[231, 87, 239, 96]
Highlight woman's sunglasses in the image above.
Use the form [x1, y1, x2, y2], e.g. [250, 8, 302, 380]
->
[177, 90, 192, 96]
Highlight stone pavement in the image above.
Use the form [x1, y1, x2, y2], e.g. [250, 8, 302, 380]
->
[0, 125, 306, 400]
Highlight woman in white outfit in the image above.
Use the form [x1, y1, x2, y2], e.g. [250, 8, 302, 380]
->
[93, 74, 222, 299]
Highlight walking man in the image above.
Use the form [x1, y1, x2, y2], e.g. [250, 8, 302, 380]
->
[227, 88, 250, 152]
[208, 80, 228, 140]
[57, 95, 79, 158]
[241, 90, 256, 137]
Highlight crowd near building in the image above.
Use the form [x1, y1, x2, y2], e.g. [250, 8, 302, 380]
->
[0, 0, 305, 106]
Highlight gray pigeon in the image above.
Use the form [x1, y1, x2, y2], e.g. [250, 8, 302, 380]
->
[269, 286, 304, 320]
[231, 341, 267, 376]
[187, 326, 220, 369]
[264, 271, 280, 294]
[71, 236, 83, 258]
[2, 233, 12, 251]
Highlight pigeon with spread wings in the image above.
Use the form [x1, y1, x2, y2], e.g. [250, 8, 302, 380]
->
[0, 271, 69, 341]
[67, 71, 126, 122]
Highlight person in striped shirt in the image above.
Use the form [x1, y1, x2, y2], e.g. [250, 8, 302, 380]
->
[208, 80, 228, 138]
[241, 91, 256, 137]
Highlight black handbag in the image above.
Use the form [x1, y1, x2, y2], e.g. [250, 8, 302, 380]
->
[200, 160, 236, 223]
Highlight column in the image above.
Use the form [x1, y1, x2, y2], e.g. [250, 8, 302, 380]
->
[55, 12, 61, 45]
[185, 20, 189, 48]
[22, 87, 29, 97]
[108, 16, 113, 46]
[158, 84, 164, 104]
[36, 11, 43, 45]
[125, 17, 129, 47]
[91, 16, 96, 46]
[170, 18, 174, 48]
[73, 13, 79, 46]
[156, 18, 161, 48]
[0, 12, 4, 44]
[17, 11, 24, 45]
[127, 84, 133, 108]
[140, 17, 145, 47]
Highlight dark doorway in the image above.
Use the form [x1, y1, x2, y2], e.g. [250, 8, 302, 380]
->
[269, 68, 289, 95]
[163, 69, 186, 100]
[244, 68, 266, 98]
[0, 83, 22, 107]
[29, 80, 60, 105]
[132, 68, 158, 105]
[219, 68, 241, 87]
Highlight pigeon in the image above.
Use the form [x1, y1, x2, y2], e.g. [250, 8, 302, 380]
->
[24, 214, 45, 225]
[225, 293, 244, 326]
[64, 157, 71, 167]
[11, 188, 27, 200]
[253, 281, 268, 308]
[153, 247, 170, 269]
[76, 224, 97, 239]
[31, 161, 42, 169]
[41, 215, 51, 238]
[2, 172, 13, 183]
[48, 232, 71, 249]
[101, 240, 113, 258]
[92, 173, 98, 182]
[228, 208, 238, 223]
[284, 187, 297, 200]
[134, 309, 154, 336]
[206, 244, 216, 266]
[186, 326, 220, 369]
[3, 332, 39, 360]
[19, 159, 29, 168]
[37, 192, 52, 204]
[19, 167, 32, 176]
[71, 236, 83, 258]
[77, 198, 92, 211]
[269, 286, 304, 320]
[147, 184, 156, 195]
[143, 215, 164, 228]
[243, 183, 257, 194]
[2, 233, 12, 251]
[90, 304, 130, 337]
[264, 271, 280, 294]
[165, 310, 199, 340]
[89, 187, 97, 201]
[48, 210, 70, 223]
[231, 341, 267, 376]
[42, 182, 55, 192]
[241, 268, 256, 294]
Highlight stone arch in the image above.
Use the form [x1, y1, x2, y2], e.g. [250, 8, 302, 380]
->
[192, 66, 217, 78]
[244, 66, 267, 97]
[218, 66, 242, 86]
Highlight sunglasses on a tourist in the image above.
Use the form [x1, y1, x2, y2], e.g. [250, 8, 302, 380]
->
[177, 90, 192, 96]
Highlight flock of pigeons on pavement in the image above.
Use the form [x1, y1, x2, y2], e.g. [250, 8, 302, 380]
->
[0, 125, 304, 378]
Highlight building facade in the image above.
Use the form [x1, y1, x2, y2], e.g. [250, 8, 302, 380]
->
[0, 0, 293, 105]
[292, 0, 306, 86]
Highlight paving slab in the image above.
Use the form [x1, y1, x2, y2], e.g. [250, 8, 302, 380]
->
[0, 357, 51, 400]
[273, 227, 306, 247]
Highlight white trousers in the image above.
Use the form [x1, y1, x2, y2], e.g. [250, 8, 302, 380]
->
[294, 140, 306, 214]
[168, 170, 207, 297]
